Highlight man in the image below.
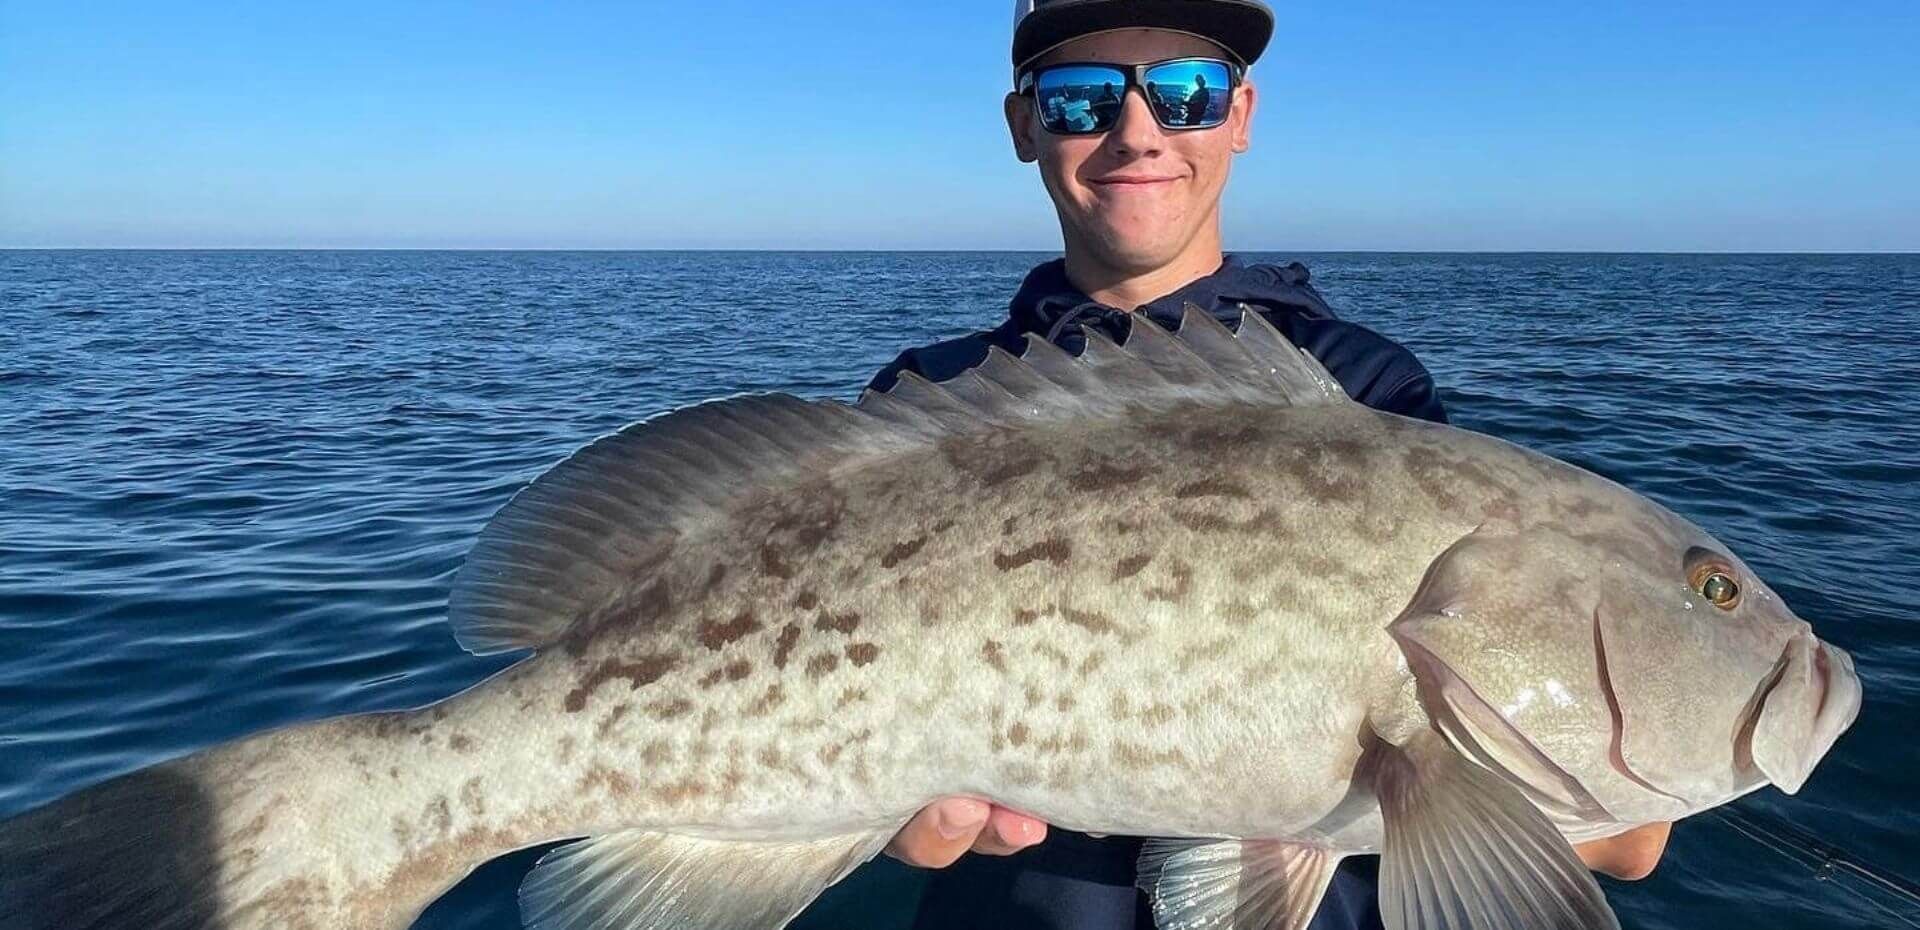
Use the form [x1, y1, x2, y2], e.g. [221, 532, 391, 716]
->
[1183, 71, 1210, 127]
[867, 1, 1674, 928]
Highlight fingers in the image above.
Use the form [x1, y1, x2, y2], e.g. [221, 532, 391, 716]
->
[1573, 820, 1672, 880]
[971, 806, 1048, 855]
[884, 798, 1048, 868]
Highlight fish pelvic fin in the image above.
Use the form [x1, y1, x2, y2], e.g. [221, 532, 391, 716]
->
[1372, 731, 1619, 930]
[451, 306, 1348, 656]
[1138, 837, 1342, 930]
[518, 826, 894, 930]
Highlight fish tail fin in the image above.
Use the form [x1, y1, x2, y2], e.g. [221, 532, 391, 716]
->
[0, 759, 232, 930]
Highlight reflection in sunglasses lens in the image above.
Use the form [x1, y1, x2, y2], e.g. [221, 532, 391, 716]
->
[1036, 65, 1127, 134]
[1143, 60, 1231, 128]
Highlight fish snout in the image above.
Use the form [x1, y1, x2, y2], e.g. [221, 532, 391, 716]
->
[1747, 633, 1863, 794]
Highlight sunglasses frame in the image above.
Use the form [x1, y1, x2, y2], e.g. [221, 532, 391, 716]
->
[1016, 56, 1243, 135]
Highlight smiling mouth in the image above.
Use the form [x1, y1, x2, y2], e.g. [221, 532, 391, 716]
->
[1090, 176, 1179, 187]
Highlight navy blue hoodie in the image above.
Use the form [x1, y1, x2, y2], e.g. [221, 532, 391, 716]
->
[864, 257, 1448, 930]
[867, 256, 1446, 427]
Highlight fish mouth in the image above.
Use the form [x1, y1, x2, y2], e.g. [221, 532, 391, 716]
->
[1591, 607, 1689, 806]
[1736, 632, 1861, 794]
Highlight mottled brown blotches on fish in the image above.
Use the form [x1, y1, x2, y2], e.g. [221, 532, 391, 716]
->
[1115, 742, 1190, 770]
[699, 658, 753, 687]
[564, 652, 678, 712]
[649, 776, 707, 804]
[981, 453, 1044, 487]
[835, 687, 867, 710]
[1146, 560, 1193, 602]
[704, 563, 727, 593]
[1009, 722, 1031, 746]
[794, 589, 819, 610]
[1035, 642, 1073, 670]
[1060, 606, 1120, 636]
[1064, 462, 1148, 492]
[1183, 423, 1263, 454]
[1077, 652, 1106, 678]
[759, 542, 795, 579]
[806, 652, 839, 678]
[815, 610, 862, 635]
[1013, 606, 1042, 625]
[459, 777, 486, 816]
[1139, 703, 1177, 726]
[995, 537, 1072, 571]
[646, 697, 693, 720]
[981, 639, 1008, 673]
[1113, 553, 1153, 579]
[933, 518, 956, 533]
[698, 609, 762, 650]
[448, 734, 475, 753]
[1219, 599, 1259, 626]
[1174, 478, 1252, 499]
[642, 739, 673, 766]
[846, 642, 880, 666]
[881, 535, 927, 567]
[772, 622, 802, 669]
[1172, 507, 1273, 534]
[745, 683, 785, 716]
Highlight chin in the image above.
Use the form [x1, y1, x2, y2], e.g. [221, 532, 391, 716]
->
[1082, 222, 1187, 273]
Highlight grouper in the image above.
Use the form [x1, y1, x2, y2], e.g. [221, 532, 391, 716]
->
[0, 307, 1861, 930]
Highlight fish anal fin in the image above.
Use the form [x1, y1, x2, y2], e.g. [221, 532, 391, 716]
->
[518, 827, 893, 930]
[1373, 732, 1619, 930]
[1138, 837, 1341, 930]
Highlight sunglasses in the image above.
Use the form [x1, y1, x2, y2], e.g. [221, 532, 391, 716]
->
[1017, 57, 1240, 136]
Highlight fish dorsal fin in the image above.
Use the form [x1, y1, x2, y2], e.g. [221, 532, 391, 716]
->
[448, 309, 1347, 654]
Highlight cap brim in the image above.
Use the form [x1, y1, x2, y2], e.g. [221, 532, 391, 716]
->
[1013, 0, 1274, 71]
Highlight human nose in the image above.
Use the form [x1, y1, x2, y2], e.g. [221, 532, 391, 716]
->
[1102, 86, 1166, 157]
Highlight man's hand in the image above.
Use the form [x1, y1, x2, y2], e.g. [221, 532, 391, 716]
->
[1573, 821, 1672, 880]
[885, 798, 1048, 868]
[887, 799, 1666, 881]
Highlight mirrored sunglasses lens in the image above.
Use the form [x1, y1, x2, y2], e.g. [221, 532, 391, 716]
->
[1142, 60, 1231, 128]
[1034, 65, 1127, 133]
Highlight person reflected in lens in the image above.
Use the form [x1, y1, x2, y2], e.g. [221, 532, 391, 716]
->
[1184, 71, 1210, 126]
[1092, 80, 1122, 127]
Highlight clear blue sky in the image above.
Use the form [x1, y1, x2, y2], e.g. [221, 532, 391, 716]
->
[2, 1, 1916, 251]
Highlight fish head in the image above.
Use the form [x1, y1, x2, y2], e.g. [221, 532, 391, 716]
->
[1389, 490, 1861, 829]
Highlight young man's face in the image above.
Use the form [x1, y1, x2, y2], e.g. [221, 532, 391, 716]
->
[1005, 28, 1257, 276]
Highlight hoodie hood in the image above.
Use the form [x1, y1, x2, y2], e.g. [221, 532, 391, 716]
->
[1004, 255, 1338, 351]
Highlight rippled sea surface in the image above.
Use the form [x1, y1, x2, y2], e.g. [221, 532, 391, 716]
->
[2, 250, 1916, 929]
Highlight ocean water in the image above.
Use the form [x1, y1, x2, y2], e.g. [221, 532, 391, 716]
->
[1, 250, 1915, 929]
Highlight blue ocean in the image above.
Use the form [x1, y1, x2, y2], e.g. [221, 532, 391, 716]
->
[1, 250, 1915, 929]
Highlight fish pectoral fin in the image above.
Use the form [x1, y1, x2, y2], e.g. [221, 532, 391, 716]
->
[518, 827, 893, 930]
[1137, 837, 1341, 930]
[1372, 732, 1619, 930]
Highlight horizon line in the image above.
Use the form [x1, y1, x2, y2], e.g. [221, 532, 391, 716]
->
[3, 247, 1916, 256]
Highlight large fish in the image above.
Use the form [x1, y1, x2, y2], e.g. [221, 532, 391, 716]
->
[0, 308, 1861, 930]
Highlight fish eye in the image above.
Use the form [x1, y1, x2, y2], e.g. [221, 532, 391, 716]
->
[1683, 546, 1743, 610]
[1699, 572, 1740, 608]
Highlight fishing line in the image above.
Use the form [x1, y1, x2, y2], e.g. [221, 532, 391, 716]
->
[1707, 807, 1920, 927]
